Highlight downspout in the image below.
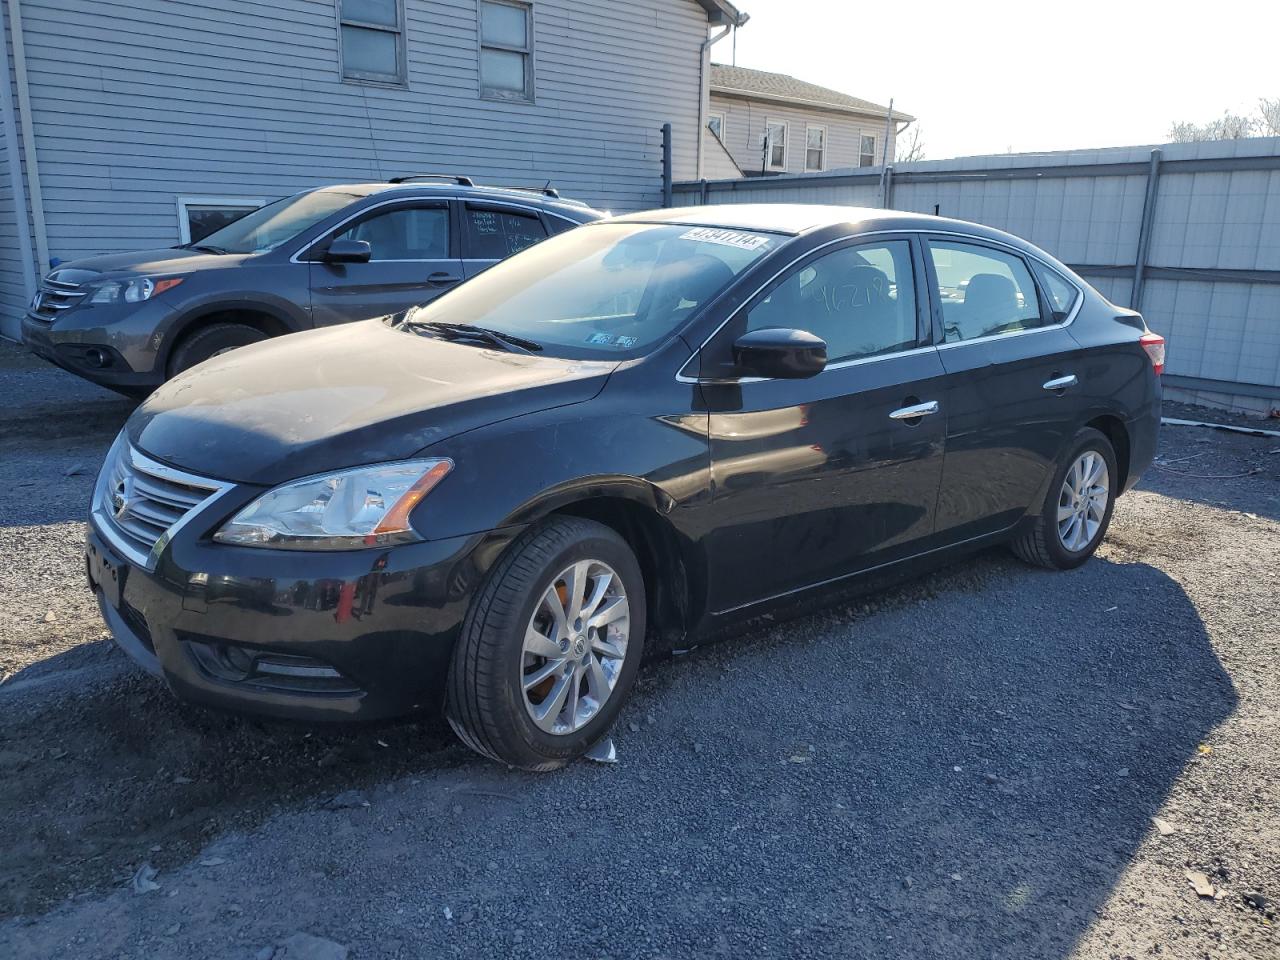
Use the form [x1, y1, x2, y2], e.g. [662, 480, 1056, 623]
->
[0, 0, 36, 311]
[696, 23, 733, 180]
[7, 0, 49, 274]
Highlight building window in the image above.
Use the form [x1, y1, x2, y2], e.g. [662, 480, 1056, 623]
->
[177, 197, 263, 244]
[339, 0, 406, 85]
[860, 134, 877, 167]
[805, 125, 826, 172]
[765, 120, 787, 170]
[480, 0, 534, 101]
[708, 112, 726, 141]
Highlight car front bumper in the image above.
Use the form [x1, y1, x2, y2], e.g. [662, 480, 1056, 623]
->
[86, 516, 522, 723]
[21, 299, 177, 391]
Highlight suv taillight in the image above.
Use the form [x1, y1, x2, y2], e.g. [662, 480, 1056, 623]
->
[1139, 332, 1166, 375]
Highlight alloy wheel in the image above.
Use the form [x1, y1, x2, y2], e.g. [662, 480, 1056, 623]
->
[521, 559, 630, 735]
[1057, 451, 1109, 552]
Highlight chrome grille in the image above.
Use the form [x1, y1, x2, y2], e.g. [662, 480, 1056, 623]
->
[94, 438, 231, 567]
[28, 270, 94, 323]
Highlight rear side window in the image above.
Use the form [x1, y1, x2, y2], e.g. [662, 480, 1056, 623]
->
[1033, 262, 1081, 318]
[465, 206, 547, 259]
[746, 240, 918, 364]
[928, 240, 1043, 343]
[336, 205, 450, 260]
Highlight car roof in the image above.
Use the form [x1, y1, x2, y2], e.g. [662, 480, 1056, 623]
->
[607, 203, 1045, 254]
[315, 181, 600, 219]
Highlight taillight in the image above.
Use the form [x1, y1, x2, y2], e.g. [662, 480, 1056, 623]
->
[1139, 332, 1165, 375]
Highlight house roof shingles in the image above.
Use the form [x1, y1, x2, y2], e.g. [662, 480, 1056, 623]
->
[710, 64, 913, 121]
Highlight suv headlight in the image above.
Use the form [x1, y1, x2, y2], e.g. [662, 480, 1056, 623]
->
[88, 277, 184, 305]
[213, 459, 453, 550]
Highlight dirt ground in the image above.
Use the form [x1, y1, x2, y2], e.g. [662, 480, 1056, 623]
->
[1, 342, 1277, 959]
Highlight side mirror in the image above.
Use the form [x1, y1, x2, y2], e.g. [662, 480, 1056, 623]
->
[323, 238, 372, 264]
[732, 328, 827, 379]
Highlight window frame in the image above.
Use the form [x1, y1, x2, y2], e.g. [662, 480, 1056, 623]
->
[708, 111, 727, 142]
[920, 235, 1052, 346]
[804, 124, 826, 173]
[337, 0, 409, 87]
[765, 118, 788, 171]
[478, 0, 536, 103]
[859, 134, 877, 168]
[176, 196, 264, 244]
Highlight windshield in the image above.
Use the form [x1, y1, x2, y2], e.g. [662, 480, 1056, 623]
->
[194, 190, 362, 254]
[402, 222, 783, 358]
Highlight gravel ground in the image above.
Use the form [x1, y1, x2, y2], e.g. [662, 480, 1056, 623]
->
[1, 342, 1277, 959]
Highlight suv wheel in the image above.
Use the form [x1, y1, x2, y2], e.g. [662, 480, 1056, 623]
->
[446, 517, 645, 771]
[168, 323, 267, 377]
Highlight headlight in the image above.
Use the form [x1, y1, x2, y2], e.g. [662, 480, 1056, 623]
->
[88, 277, 183, 305]
[213, 459, 453, 550]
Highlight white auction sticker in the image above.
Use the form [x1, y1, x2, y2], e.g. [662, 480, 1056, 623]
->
[679, 227, 773, 251]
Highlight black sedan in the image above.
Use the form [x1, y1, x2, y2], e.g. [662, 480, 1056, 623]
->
[87, 204, 1163, 770]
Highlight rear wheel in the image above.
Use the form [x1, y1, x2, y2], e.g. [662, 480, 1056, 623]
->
[167, 322, 267, 377]
[446, 517, 645, 771]
[1011, 426, 1117, 570]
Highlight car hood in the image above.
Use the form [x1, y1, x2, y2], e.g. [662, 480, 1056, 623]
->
[53, 247, 252, 280]
[128, 320, 618, 486]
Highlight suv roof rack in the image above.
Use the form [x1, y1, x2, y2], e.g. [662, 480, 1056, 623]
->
[496, 184, 561, 199]
[388, 173, 476, 186]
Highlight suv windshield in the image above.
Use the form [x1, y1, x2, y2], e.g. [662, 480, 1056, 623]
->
[194, 190, 362, 254]
[402, 222, 782, 358]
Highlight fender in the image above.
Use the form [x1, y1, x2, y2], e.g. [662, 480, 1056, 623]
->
[499, 474, 678, 529]
[157, 292, 313, 367]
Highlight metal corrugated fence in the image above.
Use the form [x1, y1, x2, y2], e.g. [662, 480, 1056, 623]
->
[673, 138, 1280, 415]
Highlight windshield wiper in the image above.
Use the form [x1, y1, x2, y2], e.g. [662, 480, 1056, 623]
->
[402, 319, 542, 354]
[187, 243, 229, 254]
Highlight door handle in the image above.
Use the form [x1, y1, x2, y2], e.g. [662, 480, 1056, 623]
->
[426, 271, 462, 286]
[1042, 374, 1079, 391]
[889, 401, 939, 420]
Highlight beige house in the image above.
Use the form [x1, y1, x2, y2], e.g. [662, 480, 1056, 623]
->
[704, 64, 913, 178]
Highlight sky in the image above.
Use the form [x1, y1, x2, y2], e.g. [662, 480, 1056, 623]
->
[722, 0, 1279, 159]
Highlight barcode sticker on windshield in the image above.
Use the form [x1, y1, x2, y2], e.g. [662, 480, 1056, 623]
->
[679, 227, 772, 251]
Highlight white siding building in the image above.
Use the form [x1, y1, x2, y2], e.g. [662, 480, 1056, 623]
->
[0, 0, 746, 340]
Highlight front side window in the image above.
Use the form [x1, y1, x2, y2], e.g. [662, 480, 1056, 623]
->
[929, 240, 1044, 342]
[860, 134, 876, 167]
[193, 190, 362, 254]
[336, 205, 450, 260]
[1033, 262, 1081, 318]
[805, 126, 826, 172]
[404, 223, 781, 359]
[339, 0, 405, 85]
[766, 121, 787, 170]
[464, 206, 547, 259]
[480, 0, 534, 100]
[745, 240, 918, 364]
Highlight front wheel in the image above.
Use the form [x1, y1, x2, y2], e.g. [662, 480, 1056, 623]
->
[1011, 426, 1118, 570]
[167, 322, 267, 378]
[446, 517, 645, 771]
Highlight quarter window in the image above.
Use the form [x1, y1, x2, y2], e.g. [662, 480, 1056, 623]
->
[766, 120, 788, 170]
[859, 134, 876, 167]
[339, 0, 406, 85]
[480, 0, 534, 100]
[336, 206, 450, 260]
[929, 240, 1044, 342]
[1033, 262, 1081, 317]
[746, 240, 918, 364]
[465, 206, 547, 259]
[805, 126, 826, 172]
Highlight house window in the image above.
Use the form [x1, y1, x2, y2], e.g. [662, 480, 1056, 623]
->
[480, 0, 534, 101]
[339, 0, 406, 85]
[177, 197, 263, 244]
[805, 125, 826, 172]
[708, 112, 726, 140]
[765, 120, 787, 170]
[860, 134, 877, 167]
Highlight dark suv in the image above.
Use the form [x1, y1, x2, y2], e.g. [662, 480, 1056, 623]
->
[21, 175, 603, 393]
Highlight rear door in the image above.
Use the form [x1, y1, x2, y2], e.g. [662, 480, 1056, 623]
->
[460, 201, 551, 278]
[308, 199, 462, 325]
[924, 236, 1088, 541]
[697, 234, 948, 613]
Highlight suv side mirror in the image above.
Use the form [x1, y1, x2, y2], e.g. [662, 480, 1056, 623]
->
[732, 328, 827, 379]
[324, 238, 372, 264]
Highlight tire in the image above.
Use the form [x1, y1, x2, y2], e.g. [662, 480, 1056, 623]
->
[1011, 426, 1118, 570]
[167, 323, 268, 377]
[445, 517, 646, 771]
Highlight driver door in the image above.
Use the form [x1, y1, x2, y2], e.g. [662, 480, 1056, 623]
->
[308, 200, 463, 325]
